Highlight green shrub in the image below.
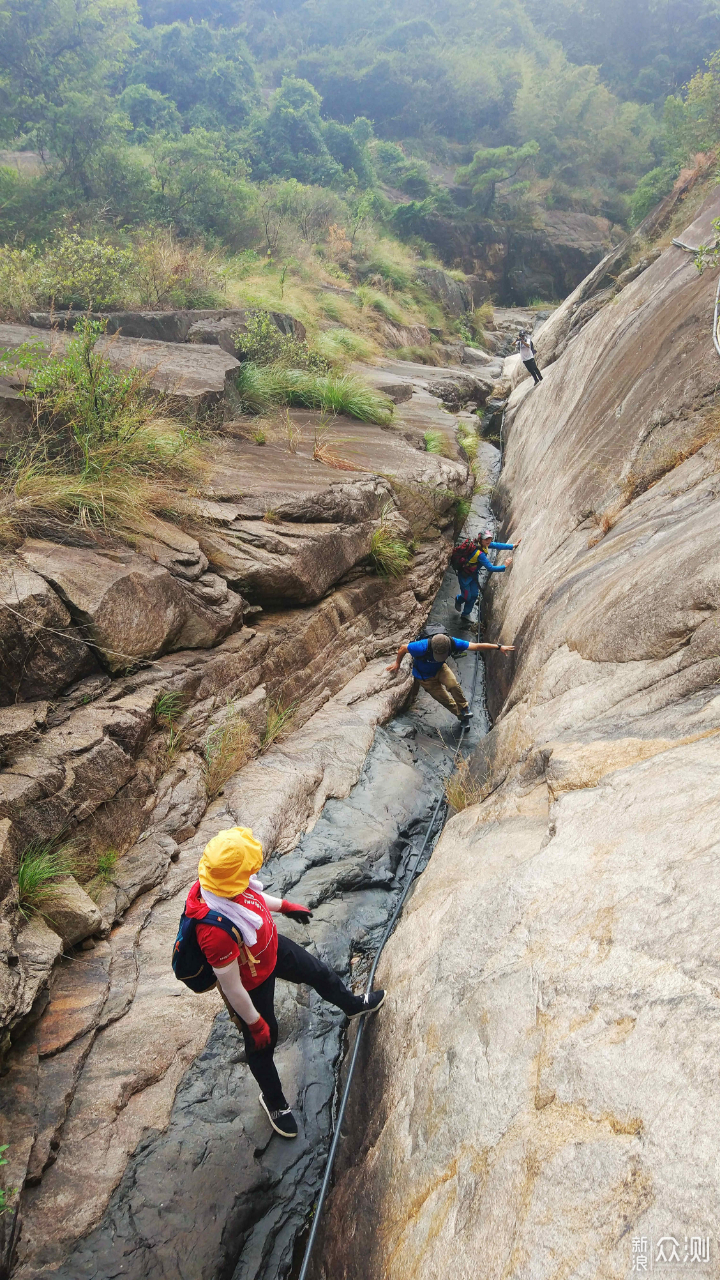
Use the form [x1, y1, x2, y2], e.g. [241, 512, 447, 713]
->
[261, 699, 298, 750]
[154, 691, 187, 726]
[39, 232, 136, 311]
[395, 345, 444, 366]
[234, 309, 330, 371]
[356, 285, 406, 325]
[203, 712, 256, 797]
[0, 245, 43, 320]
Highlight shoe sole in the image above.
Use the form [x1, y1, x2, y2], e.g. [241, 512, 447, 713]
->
[259, 1093, 298, 1139]
[348, 991, 386, 1019]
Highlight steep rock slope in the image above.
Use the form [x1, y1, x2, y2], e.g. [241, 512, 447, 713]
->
[316, 196, 720, 1278]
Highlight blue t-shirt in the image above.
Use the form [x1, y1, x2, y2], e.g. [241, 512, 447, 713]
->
[407, 637, 470, 680]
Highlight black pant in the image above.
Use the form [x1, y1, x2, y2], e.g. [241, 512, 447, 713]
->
[228, 933, 360, 1111]
[523, 357, 543, 383]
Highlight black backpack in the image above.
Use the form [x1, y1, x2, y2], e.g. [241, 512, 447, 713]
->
[172, 905, 241, 993]
[450, 538, 477, 573]
[418, 622, 449, 642]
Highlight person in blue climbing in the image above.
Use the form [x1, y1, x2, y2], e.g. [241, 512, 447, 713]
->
[452, 529, 520, 628]
[387, 631, 515, 728]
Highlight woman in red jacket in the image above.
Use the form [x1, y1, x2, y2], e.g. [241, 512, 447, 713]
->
[185, 826, 385, 1139]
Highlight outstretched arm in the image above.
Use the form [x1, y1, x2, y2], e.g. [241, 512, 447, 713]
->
[468, 642, 515, 653]
[387, 643, 409, 673]
[479, 551, 507, 572]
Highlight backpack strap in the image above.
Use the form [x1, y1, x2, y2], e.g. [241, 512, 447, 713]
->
[201, 909, 243, 947]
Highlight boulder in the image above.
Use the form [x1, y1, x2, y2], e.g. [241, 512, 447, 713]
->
[426, 371, 494, 409]
[18, 540, 190, 671]
[0, 702, 48, 762]
[17, 540, 242, 672]
[415, 266, 473, 316]
[28, 308, 307, 345]
[378, 320, 432, 349]
[195, 518, 380, 604]
[0, 557, 98, 705]
[39, 876, 103, 949]
[0, 324, 239, 408]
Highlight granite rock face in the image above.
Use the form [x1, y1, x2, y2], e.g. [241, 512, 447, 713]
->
[314, 191, 720, 1279]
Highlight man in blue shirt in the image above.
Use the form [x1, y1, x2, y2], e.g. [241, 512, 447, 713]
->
[387, 631, 515, 727]
[455, 529, 521, 626]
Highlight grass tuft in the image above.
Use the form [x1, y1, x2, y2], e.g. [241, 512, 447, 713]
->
[424, 429, 451, 457]
[203, 712, 256, 798]
[261, 699, 299, 751]
[17, 842, 76, 920]
[369, 501, 413, 578]
[232, 362, 392, 425]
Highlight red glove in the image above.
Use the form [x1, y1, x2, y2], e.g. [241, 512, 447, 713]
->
[247, 1015, 271, 1051]
[281, 900, 313, 924]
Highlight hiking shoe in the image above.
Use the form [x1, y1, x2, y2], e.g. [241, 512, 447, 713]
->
[461, 709, 474, 720]
[454, 595, 462, 613]
[259, 1094, 298, 1139]
[347, 989, 386, 1019]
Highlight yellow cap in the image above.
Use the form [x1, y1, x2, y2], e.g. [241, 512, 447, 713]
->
[198, 827, 263, 899]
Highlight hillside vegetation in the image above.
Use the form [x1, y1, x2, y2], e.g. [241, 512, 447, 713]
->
[1, 0, 720, 319]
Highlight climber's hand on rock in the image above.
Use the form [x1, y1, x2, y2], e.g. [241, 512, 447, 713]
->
[281, 900, 313, 924]
[247, 1015, 272, 1051]
[513, 538, 522, 548]
[386, 662, 400, 673]
[501, 645, 515, 653]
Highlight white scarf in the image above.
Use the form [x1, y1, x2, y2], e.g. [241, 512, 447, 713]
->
[200, 874, 265, 946]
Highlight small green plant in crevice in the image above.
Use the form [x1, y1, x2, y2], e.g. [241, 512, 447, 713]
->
[203, 713, 256, 798]
[83, 848, 120, 899]
[16, 842, 75, 920]
[395, 345, 444, 366]
[369, 501, 413, 579]
[154, 690, 187, 728]
[261, 699, 299, 751]
[453, 496, 472, 535]
[252, 427, 267, 444]
[263, 507, 281, 522]
[0, 1145, 17, 1217]
[424, 429, 450, 456]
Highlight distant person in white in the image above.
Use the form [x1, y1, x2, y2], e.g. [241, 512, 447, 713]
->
[517, 331, 543, 384]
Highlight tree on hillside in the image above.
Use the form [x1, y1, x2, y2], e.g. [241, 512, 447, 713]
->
[0, 0, 136, 193]
[126, 21, 258, 130]
[456, 141, 540, 216]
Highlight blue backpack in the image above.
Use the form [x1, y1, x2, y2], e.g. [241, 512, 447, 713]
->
[172, 906, 241, 993]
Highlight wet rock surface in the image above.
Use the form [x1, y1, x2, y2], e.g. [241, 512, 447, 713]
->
[315, 188, 720, 1281]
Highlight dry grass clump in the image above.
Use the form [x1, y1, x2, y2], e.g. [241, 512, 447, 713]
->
[203, 713, 257, 797]
[444, 758, 488, 812]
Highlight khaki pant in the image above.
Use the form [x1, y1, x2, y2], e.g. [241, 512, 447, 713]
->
[412, 664, 469, 718]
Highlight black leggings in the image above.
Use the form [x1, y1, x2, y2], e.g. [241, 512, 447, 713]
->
[523, 357, 543, 383]
[227, 933, 359, 1110]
